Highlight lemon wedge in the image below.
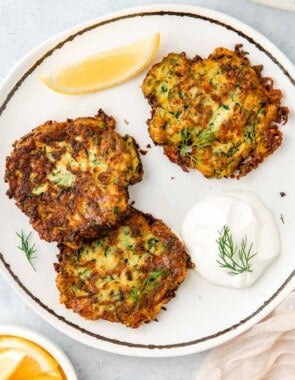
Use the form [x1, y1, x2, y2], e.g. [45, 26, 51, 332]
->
[30, 371, 63, 380]
[0, 336, 64, 380]
[0, 348, 27, 379]
[41, 32, 160, 94]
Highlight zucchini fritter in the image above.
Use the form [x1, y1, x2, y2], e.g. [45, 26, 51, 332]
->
[142, 45, 288, 178]
[55, 208, 192, 328]
[5, 110, 143, 246]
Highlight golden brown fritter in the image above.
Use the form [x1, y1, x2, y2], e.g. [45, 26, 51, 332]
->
[142, 45, 288, 178]
[5, 110, 143, 246]
[55, 208, 193, 328]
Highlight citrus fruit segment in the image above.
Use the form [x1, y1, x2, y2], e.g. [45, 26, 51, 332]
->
[0, 348, 27, 379]
[41, 32, 160, 94]
[0, 336, 62, 379]
[31, 370, 63, 380]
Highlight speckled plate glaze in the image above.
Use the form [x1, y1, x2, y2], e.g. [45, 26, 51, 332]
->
[0, 4, 294, 357]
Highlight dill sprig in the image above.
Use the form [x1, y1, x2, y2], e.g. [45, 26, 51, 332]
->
[178, 128, 215, 159]
[194, 129, 215, 148]
[216, 225, 257, 276]
[142, 269, 164, 295]
[16, 230, 37, 271]
[179, 128, 193, 157]
[130, 269, 164, 304]
[130, 286, 139, 303]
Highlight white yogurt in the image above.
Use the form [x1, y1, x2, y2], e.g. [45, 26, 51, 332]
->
[181, 190, 280, 288]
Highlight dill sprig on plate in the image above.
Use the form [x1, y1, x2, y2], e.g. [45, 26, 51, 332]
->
[16, 230, 37, 271]
[216, 225, 257, 276]
[280, 213, 285, 224]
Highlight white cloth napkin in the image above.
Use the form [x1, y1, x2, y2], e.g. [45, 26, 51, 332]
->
[197, 291, 295, 380]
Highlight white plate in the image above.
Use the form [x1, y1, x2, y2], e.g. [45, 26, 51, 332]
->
[250, 0, 295, 11]
[0, 4, 294, 357]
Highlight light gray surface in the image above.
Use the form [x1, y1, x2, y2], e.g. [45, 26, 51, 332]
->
[0, 1, 294, 379]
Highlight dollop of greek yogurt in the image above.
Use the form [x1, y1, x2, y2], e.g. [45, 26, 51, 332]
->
[181, 190, 280, 288]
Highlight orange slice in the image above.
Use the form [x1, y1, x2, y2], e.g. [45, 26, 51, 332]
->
[0, 336, 63, 380]
[41, 32, 160, 94]
[0, 348, 27, 379]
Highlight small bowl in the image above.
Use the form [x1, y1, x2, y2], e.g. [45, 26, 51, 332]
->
[0, 325, 78, 379]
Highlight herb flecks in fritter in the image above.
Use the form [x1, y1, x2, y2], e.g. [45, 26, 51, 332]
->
[5, 110, 143, 247]
[142, 45, 288, 178]
[55, 209, 193, 328]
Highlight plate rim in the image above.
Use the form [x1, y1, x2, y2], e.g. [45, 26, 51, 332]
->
[0, 3, 294, 357]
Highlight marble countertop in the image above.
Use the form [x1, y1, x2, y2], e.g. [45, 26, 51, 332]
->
[0, 1, 294, 379]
